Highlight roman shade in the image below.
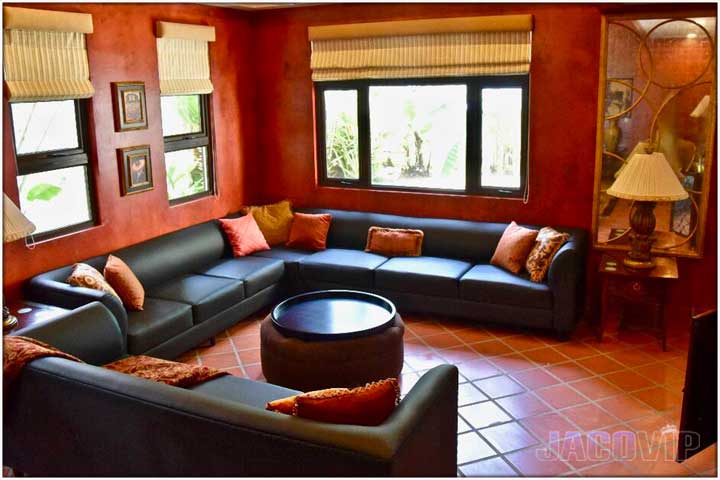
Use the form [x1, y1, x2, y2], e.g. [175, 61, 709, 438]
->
[156, 21, 215, 95]
[309, 14, 533, 81]
[3, 6, 94, 102]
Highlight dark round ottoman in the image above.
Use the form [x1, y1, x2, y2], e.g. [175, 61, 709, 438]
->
[260, 314, 404, 392]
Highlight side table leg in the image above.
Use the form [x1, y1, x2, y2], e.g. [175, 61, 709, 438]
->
[598, 279, 608, 342]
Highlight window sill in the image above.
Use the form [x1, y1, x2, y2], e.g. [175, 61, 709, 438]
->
[30, 222, 100, 246]
[315, 184, 526, 201]
[169, 191, 215, 207]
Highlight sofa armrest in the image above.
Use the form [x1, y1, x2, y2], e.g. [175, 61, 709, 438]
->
[12, 302, 125, 365]
[547, 240, 584, 335]
[24, 275, 128, 349]
[4, 361, 457, 476]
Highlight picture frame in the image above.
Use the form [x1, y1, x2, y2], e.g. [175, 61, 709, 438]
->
[112, 81, 148, 131]
[605, 78, 634, 118]
[118, 145, 153, 195]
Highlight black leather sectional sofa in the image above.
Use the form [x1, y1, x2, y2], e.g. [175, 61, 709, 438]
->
[26, 208, 587, 360]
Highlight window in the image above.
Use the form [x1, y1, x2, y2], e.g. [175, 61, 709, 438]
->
[161, 94, 214, 203]
[315, 76, 529, 197]
[10, 99, 95, 239]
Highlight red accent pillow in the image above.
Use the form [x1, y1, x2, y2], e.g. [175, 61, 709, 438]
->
[266, 379, 400, 426]
[219, 213, 270, 257]
[286, 213, 332, 251]
[490, 221, 539, 274]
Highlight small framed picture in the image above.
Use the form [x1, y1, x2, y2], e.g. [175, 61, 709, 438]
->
[112, 82, 148, 131]
[118, 145, 153, 195]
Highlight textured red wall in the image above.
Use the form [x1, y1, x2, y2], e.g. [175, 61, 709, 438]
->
[250, 3, 717, 320]
[3, 3, 254, 298]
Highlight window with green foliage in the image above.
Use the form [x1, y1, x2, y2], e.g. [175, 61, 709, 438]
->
[315, 76, 529, 197]
[160, 94, 213, 203]
[10, 99, 96, 239]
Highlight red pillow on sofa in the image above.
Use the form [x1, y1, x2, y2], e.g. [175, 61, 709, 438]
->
[219, 213, 270, 257]
[286, 213, 332, 251]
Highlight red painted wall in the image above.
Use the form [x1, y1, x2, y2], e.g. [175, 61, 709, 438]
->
[3, 3, 254, 297]
[249, 3, 717, 320]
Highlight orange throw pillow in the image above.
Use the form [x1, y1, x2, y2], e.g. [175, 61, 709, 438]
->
[242, 200, 294, 246]
[103, 254, 145, 311]
[286, 213, 332, 251]
[266, 379, 400, 426]
[365, 227, 424, 257]
[490, 221, 539, 274]
[219, 213, 270, 257]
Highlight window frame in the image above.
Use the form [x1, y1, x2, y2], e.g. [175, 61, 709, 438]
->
[315, 75, 530, 198]
[9, 98, 97, 241]
[161, 93, 215, 205]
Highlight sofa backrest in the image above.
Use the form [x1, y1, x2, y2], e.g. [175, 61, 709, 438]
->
[299, 208, 586, 263]
[111, 220, 227, 288]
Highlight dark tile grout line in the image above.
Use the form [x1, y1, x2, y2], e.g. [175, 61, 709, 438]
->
[402, 317, 696, 477]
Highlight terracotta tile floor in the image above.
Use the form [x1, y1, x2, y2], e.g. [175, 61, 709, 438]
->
[179, 309, 717, 477]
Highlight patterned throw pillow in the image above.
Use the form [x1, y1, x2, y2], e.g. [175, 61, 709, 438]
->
[266, 378, 400, 426]
[365, 226, 424, 257]
[525, 227, 570, 283]
[67, 263, 121, 301]
[490, 221, 539, 274]
[242, 200, 294, 246]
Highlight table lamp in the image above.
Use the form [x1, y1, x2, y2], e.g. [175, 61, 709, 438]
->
[3, 193, 36, 330]
[607, 150, 688, 270]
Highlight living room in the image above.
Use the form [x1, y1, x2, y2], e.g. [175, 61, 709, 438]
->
[1, 1, 717, 477]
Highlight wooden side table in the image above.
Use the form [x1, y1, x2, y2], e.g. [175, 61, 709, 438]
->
[3, 301, 69, 334]
[597, 254, 679, 351]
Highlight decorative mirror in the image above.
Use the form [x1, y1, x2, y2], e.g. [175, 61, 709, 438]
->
[592, 13, 716, 258]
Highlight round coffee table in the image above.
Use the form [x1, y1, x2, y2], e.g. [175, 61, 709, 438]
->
[261, 290, 404, 391]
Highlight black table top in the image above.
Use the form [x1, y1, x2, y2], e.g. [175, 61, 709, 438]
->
[271, 290, 397, 341]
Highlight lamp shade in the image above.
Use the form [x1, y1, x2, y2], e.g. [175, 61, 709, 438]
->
[3, 193, 35, 243]
[690, 95, 710, 119]
[607, 152, 689, 202]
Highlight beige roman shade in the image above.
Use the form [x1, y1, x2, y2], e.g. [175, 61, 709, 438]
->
[156, 21, 215, 95]
[3, 6, 94, 102]
[309, 15, 533, 81]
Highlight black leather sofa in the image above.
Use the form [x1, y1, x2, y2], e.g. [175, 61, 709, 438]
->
[26, 208, 586, 359]
[4, 302, 458, 476]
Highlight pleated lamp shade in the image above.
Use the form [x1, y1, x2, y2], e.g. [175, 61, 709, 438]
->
[607, 152, 689, 202]
[3, 193, 35, 243]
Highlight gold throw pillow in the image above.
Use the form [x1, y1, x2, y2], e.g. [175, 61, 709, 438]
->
[525, 227, 570, 283]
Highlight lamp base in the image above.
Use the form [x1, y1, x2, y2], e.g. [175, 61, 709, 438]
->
[3, 306, 18, 332]
[622, 256, 656, 270]
[625, 201, 657, 271]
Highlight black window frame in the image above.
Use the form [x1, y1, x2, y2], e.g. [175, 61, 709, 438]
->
[9, 98, 98, 241]
[315, 75, 529, 198]
[161, 93, 215, 205]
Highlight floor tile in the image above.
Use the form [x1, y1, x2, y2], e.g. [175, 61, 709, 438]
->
[459, 456, 517, 476]
[457, 358, 501, 381]
[469, 339, 514, 357]
[562, 403, 619, 432]
[577, 355, 626, 375]
[243, 363, 264, 381]
[603, 369, 655, 392]
[682, 443, 717, 474]
[505, 446, 572, 476]
[479, 421, 538, 454]
[631, 386, 682, 411]
[609, 347, 657, 368]
[512, 367, 561, 390]
[407, 320, 446, 337]
[536, 384, 587, 410]
[454, 328, 495, 344]
[459, 401, 512, 429]
[500, 334, 548, 352]
[597, 394, 656, 422]
[496, 392, 550, 420]
[199, 353, 239, 369]
[232, 333, 260, 350]
[490, 353, 536, 373]
[549, 434, 612, 470]
[569, 377, 623, 400]
[458, 415, 472, 434]
[474, 375, 524, 399]
[458, 382, 489, 406]
[579, 460, 634, 476]
[552, 341, 599, 360]
[546, 362, 594, 382]
[457, 431, 496, 464]
[237, 348, 261, 365]
[422, 331, 464, 349]
[436, 345, 482, 364]
[400, 372, 421, 396]
[626, 413, 679, 448]
[522, 346, 570, 366]
[404, 351, 447, 371]
[521, 413, 582, 444]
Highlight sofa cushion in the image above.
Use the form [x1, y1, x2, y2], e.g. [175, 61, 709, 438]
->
[299, 249, 388, 288]
[252, 247, 312, 278]
[190, 375, 300, 409]
[196, 257, 284, 297]
[459, 264, 553, 309]
[126, 298, 193, 354]
[375, 256, 472, 297]
[147, 274, 245, 324]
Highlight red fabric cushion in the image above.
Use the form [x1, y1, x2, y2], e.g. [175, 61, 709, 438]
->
[490, 221, 539, 274]
[286, 213, 332, 251]
[219, 213, 270, 257]
[365, 226, 424, 256]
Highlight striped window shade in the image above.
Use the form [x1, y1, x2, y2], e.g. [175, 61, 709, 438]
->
[309, 15, 533, 81]
[3, 6, 94, 102]
[156, 21, 215, 96]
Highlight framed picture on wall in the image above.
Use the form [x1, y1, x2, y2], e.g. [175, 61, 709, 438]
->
[118, 145, 153, 195]
[112, 82, 148, 131]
